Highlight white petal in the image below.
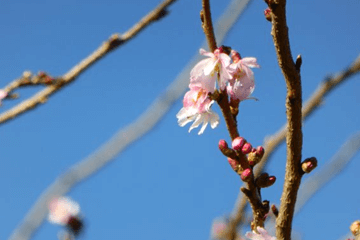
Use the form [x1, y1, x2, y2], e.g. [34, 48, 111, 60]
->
[209, 112, 220, 129]
[188, 114, 203, 132]
[241, 57, 260, 68]
[203, 58, 218, 76]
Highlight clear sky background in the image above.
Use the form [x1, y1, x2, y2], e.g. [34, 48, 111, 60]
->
[1, 0, 360, 240]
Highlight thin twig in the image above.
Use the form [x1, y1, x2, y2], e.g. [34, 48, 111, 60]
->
[0, 0, 177, 125]
[201, 0, 217, 52]
[225, 53, 360, 238]
[8, 1, 249, 239]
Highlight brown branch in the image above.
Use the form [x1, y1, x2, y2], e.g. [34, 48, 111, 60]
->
[0, 0, 177, 125]
[269, 0, 303, 238]
[201, 0, 217, 52]
[224, 53, 360, 239]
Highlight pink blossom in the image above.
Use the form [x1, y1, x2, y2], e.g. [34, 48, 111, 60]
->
[48, 197, 80, 225]
[176, 86, 219, 135]
[190, 48, 232, 91]
[211, 220, 227, 239]
[227, 50, 259, 101]
[245, 227, 276, 240]
[0, 90, 7, 105]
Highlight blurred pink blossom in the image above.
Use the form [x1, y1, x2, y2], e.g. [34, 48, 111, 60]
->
[245, 227, 276, 240]
[0, 90, 7, 105]
[48, 197, 80, 226]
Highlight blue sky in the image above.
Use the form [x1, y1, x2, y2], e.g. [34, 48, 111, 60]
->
[1, 0, 360, 240]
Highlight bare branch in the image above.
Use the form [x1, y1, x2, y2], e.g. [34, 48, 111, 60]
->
[0, 0, 177, 125]
[225, 52, 360, 238]
[201, 0, 217, 52]
[8, 1, 249, 239]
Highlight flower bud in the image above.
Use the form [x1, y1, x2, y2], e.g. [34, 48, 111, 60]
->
[255, 173, 276, 188]
[271, 204, 279, 217]
[241, 168, 252, 182]
[227, 157, 239, 172]
[219, 140, 237, 158]
[232, 137, 246, 151]
[242, 142, 252, 154]
[350, 220, 360, 236]
[264, 8, 272, 22]
[256, 146, 265, 158]
[230, 50, 241, 63]
[219, 139, 228, 151]
[301, 157, 318, 173]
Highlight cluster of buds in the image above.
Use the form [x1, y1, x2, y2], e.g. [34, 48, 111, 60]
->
[48, 197, 84, 237]
[219, 137, 269, 183]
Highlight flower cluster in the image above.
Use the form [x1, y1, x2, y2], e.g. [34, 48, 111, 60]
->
[176, 47, 259, 134]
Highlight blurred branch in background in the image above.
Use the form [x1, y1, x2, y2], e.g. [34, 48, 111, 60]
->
[8, 1, 252, 240]
[225, 53, 360, 239]
[295, 131, 360, 214]
[0, 0, 177, 125]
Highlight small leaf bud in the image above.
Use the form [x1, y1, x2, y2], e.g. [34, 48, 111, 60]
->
[301, 157, 318, 173]
[242, 142, 252, 154]
[232, 137, 246, 151]
[264, 8, 272, 22]
[241, 168, 252, 182]
[255, 173, 276, 188]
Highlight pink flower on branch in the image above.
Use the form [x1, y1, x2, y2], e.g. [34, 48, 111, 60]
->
[227, 50, 260, 101]
[190, 48, 233, 91]
[176, 86, 219, 135]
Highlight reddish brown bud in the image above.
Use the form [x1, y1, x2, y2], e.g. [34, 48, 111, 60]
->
[227, 157, 239, 172]
[219, 140, 237, 158]
[255, 173, 276, 188]
[44, 76, 53, 84]
[256, 146, 265, 158]
[242, 143, 252, 154]
[241, 168, 252, 182]
[271, 204, 279, 217]
[232, 137, 246, 151]
[219, 140, 228, 151]
[264, 8, 272, 22]
[38, 71, 46, 77]
[301, 157, 318, 173]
